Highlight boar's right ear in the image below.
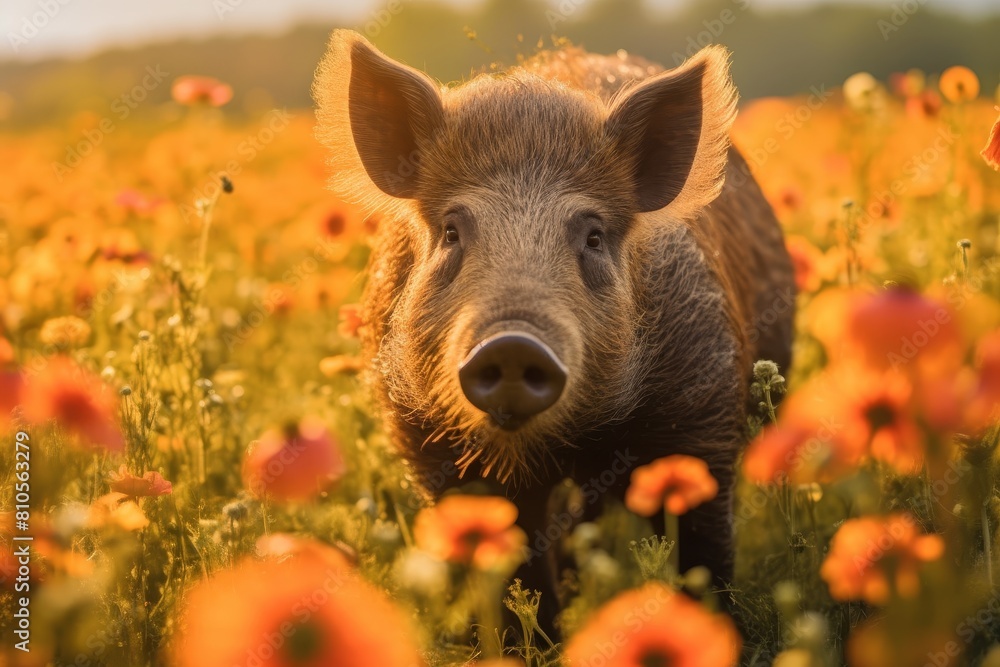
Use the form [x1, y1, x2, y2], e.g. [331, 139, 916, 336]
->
[606, 46, 737, 218]
[314, 30, 444, 203]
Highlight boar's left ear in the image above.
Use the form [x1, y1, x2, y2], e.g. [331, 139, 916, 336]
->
[314, 30, 444, 207]
[607, 45, 737, 216]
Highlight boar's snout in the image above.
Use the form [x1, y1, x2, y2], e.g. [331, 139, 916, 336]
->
[458, 332, 568, 428]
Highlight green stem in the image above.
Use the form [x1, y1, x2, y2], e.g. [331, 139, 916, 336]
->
[197, 188, 221, 270]
[984, 503, 994, 590]
[476, 571, 504, 659]
[762, 384, 779, 424]
[665, 510, 680, 576]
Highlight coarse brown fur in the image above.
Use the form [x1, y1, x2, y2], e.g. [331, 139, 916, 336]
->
[314, 32, 795, 636]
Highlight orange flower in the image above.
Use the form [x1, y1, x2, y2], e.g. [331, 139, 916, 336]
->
[803, 286, 865, 361]
[338, 304, 363, 339]
[109, 465, 173, 498]
[414, 495, 526, 570]
[19, 356, 124, 452]
[820, 514, 943, 605]
[171, 75, 233, 106]
[743, 373, 868, 485]
[843, 371, 925, 474]
[243, 417, 345, 502]
[172, 550, 422, 667]
[844, 287, 963, 375]
[784, 236, 823, 293]
[939, 66, 980, 103]
[625, 455, 718, 516]
[746, 366, 932, 483]
[564, 582, 741, 667]
[982, 112, 1000, 171]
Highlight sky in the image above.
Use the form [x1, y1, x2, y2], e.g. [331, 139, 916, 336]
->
[2, 0, 997, 62]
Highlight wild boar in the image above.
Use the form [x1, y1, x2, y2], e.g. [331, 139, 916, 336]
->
[314, 30, 795, 634]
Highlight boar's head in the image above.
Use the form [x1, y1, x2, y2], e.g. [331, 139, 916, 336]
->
[314, 31, 737, 482]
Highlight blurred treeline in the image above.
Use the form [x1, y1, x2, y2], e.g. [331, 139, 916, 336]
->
[1, 0, 998, 128]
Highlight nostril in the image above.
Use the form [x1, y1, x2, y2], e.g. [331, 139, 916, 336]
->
[477, 364, 502, 390]
[458, 331, 567, 423]
[523, 366, 548, 391]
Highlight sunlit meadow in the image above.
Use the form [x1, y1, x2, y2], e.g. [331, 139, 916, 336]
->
[1, 46, 1000, 667]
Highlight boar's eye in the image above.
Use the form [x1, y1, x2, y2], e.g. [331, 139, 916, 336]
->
[586, 231, 603, 250]
[445, 225, 460, 244]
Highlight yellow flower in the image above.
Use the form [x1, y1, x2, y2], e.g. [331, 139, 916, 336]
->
[38, 316, 91, 349]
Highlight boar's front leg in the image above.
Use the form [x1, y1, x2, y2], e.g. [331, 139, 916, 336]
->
[507, 481, 563, 644]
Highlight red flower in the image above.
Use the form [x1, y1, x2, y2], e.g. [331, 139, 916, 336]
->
[109, 465, 173, 498]
[19, 357, 124, 452]
[625, 455, 718, 516]
[171, 76, 233, 107]
[243, 417, 345, 502]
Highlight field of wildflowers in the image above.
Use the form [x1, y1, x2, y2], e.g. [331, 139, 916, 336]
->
[1, 56, 1000, 667]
